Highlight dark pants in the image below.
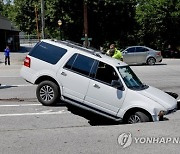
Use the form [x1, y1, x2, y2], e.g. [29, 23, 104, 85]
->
[5, 56, 10, 65]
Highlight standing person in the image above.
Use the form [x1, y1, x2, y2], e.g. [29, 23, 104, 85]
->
[106, 44, 123, 61]
[4, 46, 10, 65]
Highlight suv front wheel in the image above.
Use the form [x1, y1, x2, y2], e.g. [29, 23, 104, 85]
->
[36, 80, 60, 106]
[125, 111, 150, 124]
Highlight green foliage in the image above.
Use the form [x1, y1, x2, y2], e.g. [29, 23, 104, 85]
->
[87, 0, 137, 48]
[1, 0, 180, 50]
[0, 1, 3, 12]
[45, 0, 84, 40]
[1, 0, 137, 48]
[12, 0, 40, 34]
[136, 0, 180, 50]
[0, 0, 14, 18]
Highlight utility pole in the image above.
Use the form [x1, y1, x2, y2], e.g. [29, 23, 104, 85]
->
[41, 0, 45, 39]
[83, 0, 88, 47]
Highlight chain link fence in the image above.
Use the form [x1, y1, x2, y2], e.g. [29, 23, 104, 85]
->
[20, 35, 39, 51]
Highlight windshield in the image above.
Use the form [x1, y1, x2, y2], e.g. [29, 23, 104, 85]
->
[117, 66, 148, 90]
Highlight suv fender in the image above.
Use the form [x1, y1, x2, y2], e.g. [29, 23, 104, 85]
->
[117, 103, 159, 122]
[35, 75, 63, 92]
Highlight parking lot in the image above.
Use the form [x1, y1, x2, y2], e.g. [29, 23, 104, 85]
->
[0, 52, 180, 154]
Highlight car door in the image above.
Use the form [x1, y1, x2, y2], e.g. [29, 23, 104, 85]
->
[135, 47, 148, 63]
[123, 47, 136, 64]
[57, 53, 95, 103]
[84, 61, 127, 116]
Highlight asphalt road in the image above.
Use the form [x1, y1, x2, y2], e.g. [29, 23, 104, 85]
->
[0, 52, 180, 154]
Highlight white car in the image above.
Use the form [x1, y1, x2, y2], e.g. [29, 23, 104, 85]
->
[122, 46, 163, 65]
[20, 40, 177, 124]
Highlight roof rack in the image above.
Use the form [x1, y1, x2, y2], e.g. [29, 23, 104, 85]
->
[57, 40, 102, 58]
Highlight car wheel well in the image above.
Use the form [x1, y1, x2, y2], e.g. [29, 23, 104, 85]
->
[35, 76, 60, 93]
[123, 107, 153, 122]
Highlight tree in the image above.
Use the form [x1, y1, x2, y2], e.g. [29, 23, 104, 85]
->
[45, 0, 84, 40]
[0, 1, 3, 13]
[136, 0, 180, 50]
[2, 0, 138, 49]
[87, 0, 137, 48]
[12, 0, 39, 35]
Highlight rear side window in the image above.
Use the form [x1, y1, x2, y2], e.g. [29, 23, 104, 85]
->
[29, 42, 67, 64]
[64, 53, 95, 76]
[135, 47, 149, 52]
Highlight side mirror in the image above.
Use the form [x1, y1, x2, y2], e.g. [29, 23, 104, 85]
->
[111, 80, 124, 90]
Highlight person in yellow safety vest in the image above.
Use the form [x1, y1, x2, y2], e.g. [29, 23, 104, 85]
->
[106, 44, 123, 61]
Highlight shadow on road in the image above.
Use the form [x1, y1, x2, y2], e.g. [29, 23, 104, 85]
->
[53, 101, 178, 125]
[52, 101, 67, 107]
[66, 104, 121, 126]
[177, 101, 180, 110]
[0, 85, 18, 89]
[129, 63, 167, 66]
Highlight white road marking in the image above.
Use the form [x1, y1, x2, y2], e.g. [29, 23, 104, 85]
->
[0, 104, 41, 107]
[41, 110, 53, 113]
[0, 110, 69, 117]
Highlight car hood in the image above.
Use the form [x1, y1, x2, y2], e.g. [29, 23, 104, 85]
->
[138, 86, 177, 109]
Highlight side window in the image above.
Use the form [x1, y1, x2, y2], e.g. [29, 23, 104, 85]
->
[64, 53, 95, 76]
[64, 54, 77, 69]
[126, 47, 135, 53]
[29, 42, 67, 64]
[95, 62, 119, 85]
[89, 60, 98, 78]
[144, 48, 149, 52]
[136, 47, 149, 52]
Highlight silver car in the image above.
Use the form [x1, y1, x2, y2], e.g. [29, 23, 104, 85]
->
[122, 46, 163, 65]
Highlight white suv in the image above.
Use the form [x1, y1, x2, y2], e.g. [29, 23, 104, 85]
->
[20, 40, 177, 124]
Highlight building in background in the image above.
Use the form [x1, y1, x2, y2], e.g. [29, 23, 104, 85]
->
[0, 14, 20, 52]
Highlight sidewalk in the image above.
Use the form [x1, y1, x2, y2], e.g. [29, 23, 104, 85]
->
[0, 50, 36, 100]
[0, 52, 27, 65]
[0, 51, 28, 77]
[0, 44, 34, 66]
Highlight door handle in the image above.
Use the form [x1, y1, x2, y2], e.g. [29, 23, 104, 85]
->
[61, 72, 67, 76]
[93, 84, 100, 89]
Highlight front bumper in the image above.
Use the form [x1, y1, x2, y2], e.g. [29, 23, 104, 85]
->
[152, 106, 177, 122]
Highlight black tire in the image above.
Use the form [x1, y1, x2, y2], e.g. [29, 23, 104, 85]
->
[147, 57, 156, 65]
[36, 80, 60, 106]
[126, 111, 150, 124]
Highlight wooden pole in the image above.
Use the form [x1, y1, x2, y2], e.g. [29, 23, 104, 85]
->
[84, 0, 88, 47]
[41, 0, 45, 39]
[35, 5, 40, 41]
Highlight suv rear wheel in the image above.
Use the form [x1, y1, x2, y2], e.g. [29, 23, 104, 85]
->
[36, 80, 60, 106]
[125, 111, 150, 124]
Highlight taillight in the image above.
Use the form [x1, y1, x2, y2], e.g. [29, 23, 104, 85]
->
[157, 51, 161, 56]
[24, 56, 31, 68]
